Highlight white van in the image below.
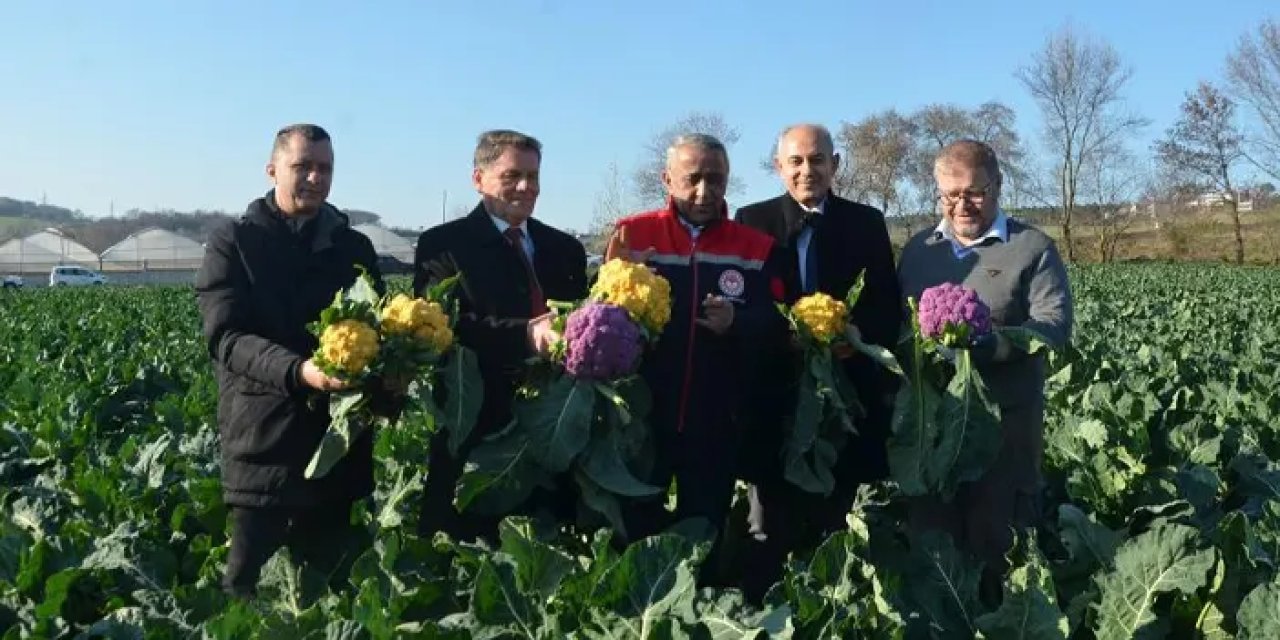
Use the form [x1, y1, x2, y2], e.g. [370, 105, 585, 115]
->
[49, 266, 108, 287]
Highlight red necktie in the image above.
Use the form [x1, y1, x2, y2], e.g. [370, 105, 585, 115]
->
[504, 227, 546, 316]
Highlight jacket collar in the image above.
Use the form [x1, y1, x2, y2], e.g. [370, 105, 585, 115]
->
[659, 196, 729, 233]
[247, 189, 347, 253]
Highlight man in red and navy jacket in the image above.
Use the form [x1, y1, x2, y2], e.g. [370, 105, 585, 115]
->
[604, 133, 786, 552]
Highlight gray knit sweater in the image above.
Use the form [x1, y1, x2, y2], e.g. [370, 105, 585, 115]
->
[897, 218, 1073, 407]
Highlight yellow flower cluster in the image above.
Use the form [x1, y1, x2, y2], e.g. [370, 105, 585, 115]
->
[380, 294, 454, 354]
[793, 293, 848, 344]
[319, 319, 380, 377]
[590, 258, 672, 335]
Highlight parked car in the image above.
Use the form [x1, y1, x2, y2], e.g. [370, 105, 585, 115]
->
[2, 275, 23, 289]
[49, 266, 107, 287]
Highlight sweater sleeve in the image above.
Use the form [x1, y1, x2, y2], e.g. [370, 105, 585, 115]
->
[1020, 241, 1073, 350]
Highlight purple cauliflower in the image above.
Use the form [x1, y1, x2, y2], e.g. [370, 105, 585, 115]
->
[917, 283, 992, 347]
[563, 302, 643, 380]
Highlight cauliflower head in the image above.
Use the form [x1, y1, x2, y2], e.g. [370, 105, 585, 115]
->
[793, 292, 848, 344]
[380, 294, 454, 353]
[589, 259, 672, 336]
[319, 319, 380, 377]
[917, 282, 992, 347]
[563, 302, 643, 380]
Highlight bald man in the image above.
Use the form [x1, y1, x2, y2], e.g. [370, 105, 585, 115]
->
[733, 123, 903, 602]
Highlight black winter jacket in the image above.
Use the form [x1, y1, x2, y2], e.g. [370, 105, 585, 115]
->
[195, 191, 384, 508]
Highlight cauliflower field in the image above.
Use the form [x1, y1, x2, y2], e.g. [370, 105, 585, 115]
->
[1, 263, 1279, 638]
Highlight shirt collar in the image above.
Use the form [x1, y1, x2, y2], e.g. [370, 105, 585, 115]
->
[934, 208, 1008, 246]
[488, 211, 529, 237]
[794, 195, 826, 215]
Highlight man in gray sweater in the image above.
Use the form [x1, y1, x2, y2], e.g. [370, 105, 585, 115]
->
[897, 139, 1073, 590]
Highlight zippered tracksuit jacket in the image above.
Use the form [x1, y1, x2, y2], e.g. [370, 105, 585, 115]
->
[611, 199, 786, 542]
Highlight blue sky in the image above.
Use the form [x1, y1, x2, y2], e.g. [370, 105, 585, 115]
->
[1, 1, 1275, 233]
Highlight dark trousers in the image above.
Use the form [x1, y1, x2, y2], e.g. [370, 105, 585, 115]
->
[739, 416, 890, 603]
[906, 400, 1045, 586]
[222, 500, 368, 598]
[620, 425, 739, 585]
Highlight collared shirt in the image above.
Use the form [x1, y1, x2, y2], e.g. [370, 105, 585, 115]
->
[678, 216, 704, 241]
[933, 209, 1009, 259]
[795, 197, 826, 292]
[489, 212, 534, 260]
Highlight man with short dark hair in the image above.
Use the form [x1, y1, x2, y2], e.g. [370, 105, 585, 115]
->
[732, 123, 903, 602]
[898, 138, 1073, 593]
[413, 129, 588, 540]
[196, 123, 384, 598]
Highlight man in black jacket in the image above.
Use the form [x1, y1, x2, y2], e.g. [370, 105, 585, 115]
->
[733, 123, 903, 601]
[413, 129, 588, 540]
[196, 124, 385, 598]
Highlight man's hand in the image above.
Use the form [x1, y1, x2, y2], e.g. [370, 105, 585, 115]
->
[527, 312, 561, 357]
[300, 359, 350, 392]
[970, 332, 1011, 364]
[605, 225, 656, 264]
[696, 294, 734, 334]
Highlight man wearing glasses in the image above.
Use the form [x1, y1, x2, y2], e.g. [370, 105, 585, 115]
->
[897, 138, 1073, 600]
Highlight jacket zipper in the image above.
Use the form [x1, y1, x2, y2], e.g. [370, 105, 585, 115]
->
[676, 234, 700, 433]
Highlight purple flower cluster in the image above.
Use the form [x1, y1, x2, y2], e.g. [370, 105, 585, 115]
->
[918, 282, 992, 346]
[563, 302, 643, 380]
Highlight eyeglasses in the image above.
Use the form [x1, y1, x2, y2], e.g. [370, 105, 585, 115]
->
[938, 180, 993, 206]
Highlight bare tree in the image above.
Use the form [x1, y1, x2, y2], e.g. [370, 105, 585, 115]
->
[589, 161, 629, 236]
[632, 111, 744, 207]
[1016, 25, 1148, 261]
[1226, 19, 1280, 182]
[836, 110, 916, 214]
[1084, 149, 1148, 263]
[1155, 81, 1248, 264]
[907, 101, 1030, 211]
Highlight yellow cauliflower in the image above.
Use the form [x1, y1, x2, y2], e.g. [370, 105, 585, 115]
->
[380, 294, 454, 353]
[793, 293, 848, 344]
[319, 319, 380, 377]
[590, 259, 672, 335]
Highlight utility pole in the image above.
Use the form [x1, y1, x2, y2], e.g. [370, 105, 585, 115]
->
[441, 190, 447, 224]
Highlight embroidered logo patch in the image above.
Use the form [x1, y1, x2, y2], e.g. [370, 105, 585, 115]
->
[718, 269, 745, 297]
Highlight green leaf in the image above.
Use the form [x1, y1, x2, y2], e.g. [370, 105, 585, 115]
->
[442, 346, 484, 457]
[498, 517, 574, 599]
[579, 417, 662, 498]
[997, 326, 1054, 354]
[304, 391, 371, 479]
[902, 531, 982, 638]
[514, 376, 596, 474]
[975, 533, 1068, 640]
[469, 553, 543, 636]
[589, 534, 702, 632]
[1237, 578, 1280, 640]
[455, 426, 547, 516]
[1091, 523, 1216, 640]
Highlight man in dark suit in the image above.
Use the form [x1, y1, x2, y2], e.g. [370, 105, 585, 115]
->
[733, 123, 903, 601]
[413, 129, 588, 540]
